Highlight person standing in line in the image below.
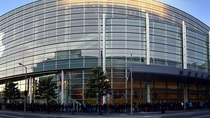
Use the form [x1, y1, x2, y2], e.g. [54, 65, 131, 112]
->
[81, 103, 84, 112]
[86, 103, 89, 113]
[74, 102, 77, 112]
[96, 103, 98, 112]
[77, 103, 80, 112]
[189, 102, 193, 111]
[134, 103, 137, 112]
[181, 101, 184, 110]
[160, 101, 165, 113]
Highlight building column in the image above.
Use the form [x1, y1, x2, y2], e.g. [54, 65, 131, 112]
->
[98, 18, 101, 66]
[111, 68, 113, 104]
[57, 75, 59, 103]
[196, 84, 199, 102]
[182, 21, 187, 69]
[177, 81, 179, 102]
[82, 70, 85, 104]
[102, 13, 107, 104]
[29, 77, 33, 104]
[69, 73, 72, 103]
[146, 12, 150, 65]
[34, 77, 37, 103]
[209, 31, 210, 73]
[139, 80, 142, 103]
[61, 70, 64, 104]
[152, 80, 155, 103]
[103, 13, 106, 74]
[0, 33, 4, 58]
[206, 86, 209, 102]
[147, 82, 151, 103]
[0, 33, 4, 38]
[32, 77, 35, 103]
[184, 84, 188, 109]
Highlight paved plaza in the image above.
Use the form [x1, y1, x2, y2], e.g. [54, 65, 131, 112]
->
[0, 109, 210, 118]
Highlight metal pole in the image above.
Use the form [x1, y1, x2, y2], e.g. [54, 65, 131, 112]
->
[131, 54, 133, 115]
[24, 67, 27, 113]
[97, 93, 98, 104]
[19, 63, 27, 113]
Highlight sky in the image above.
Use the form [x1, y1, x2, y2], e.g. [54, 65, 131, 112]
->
[0, 0, 209, 27]
[156, 0, 210, 27]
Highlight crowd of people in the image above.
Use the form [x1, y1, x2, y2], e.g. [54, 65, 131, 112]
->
[2, 101, 210, 113]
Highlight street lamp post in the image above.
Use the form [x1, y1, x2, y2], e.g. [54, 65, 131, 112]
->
[19, 63, 27, 113]
[96, 93, 98, 104]
[131, 54, 133, 115]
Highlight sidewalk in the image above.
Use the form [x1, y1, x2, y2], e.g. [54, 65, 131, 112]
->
[0, 109, 209, 118]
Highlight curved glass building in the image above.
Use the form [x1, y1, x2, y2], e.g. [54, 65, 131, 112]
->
[0, 0, 210, 104]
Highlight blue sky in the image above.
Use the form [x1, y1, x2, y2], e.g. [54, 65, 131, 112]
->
[0, 0, 209, 27]
[156, 0, 210, 27]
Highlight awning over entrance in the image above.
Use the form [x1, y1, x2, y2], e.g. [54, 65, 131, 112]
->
[129, 64, 210, 84]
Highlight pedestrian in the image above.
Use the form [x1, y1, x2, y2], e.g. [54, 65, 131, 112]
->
[47, 103, 50, 113]
[58, 103, 61, 112]
[181, 101, 184, 110]
[61, 103, 64, 112]
[75, 103, 77, 112]
[161, 101, 165, 113]
[96, 103, 98, 112]
[138, 103, 141, 112]
[134, 103, 137, 112]
[189, 102, 193, 111]
[77, 103, 80, 112]
[86, 103, 89, 113]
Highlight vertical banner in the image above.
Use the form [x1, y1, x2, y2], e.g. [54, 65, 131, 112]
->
[61, 70, 64, 104]
[28, 78, 29, 96]
[182, 21, 187, 69]
[60, 73, 62, 93]
[29, 77, 32, 103]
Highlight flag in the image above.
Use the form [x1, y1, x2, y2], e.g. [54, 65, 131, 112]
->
[60, 73, 62, 93]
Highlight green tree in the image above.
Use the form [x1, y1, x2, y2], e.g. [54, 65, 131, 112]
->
[3, 81, 20, 103]
[35, 76, 58, 104]
[85, 67, 111, 113]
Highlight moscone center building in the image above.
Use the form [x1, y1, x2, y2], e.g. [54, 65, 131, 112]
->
[0, 0, 210, 105]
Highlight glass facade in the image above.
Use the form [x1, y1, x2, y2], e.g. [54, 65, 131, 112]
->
[0, 0, 209, 104]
